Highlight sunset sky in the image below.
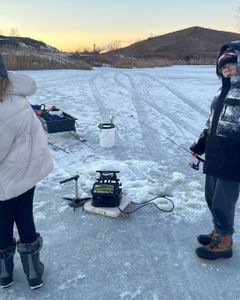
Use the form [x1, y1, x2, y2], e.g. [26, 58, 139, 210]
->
[0, 0, 239, 52]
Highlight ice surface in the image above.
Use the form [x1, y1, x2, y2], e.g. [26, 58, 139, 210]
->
[3, 66, 240, 300]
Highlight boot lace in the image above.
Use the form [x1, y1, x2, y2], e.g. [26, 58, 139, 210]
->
[210, 232, 222, 249]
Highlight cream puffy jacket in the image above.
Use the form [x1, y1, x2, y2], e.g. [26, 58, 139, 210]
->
[0, 72, 54, 201]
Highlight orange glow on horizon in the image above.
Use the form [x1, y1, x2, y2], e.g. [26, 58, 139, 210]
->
[41, 33, 147, 53]
[30, 23, 239, 53]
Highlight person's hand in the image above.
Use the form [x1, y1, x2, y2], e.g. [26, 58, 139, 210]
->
[190, 141, 205, 156]
[191, 151, 198, 157]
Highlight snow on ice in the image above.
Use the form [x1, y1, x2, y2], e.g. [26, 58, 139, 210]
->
[2, 66, 240, 300]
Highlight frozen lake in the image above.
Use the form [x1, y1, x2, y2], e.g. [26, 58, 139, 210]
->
[3, 66, 240, 300]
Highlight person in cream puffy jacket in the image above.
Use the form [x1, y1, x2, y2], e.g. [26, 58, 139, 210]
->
[0, 54, 53, 290]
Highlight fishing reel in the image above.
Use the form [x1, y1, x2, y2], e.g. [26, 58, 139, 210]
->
[189, 153, 205, 171]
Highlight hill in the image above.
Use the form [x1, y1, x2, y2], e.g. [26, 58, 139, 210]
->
[105, 26, 240, 67]
[0, 35, 59, 52]
[0, 35, 91, 70]
[2, 27, 240, 70]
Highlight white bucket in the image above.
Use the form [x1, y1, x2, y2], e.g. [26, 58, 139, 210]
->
[99, 123, 116, 148]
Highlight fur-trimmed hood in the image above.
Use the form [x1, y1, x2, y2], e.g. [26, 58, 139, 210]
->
[216, 40, 240, 78]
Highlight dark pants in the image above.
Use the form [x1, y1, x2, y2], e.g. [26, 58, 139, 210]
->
[205, 174, 240, 235]
[0, 187, 37, 249]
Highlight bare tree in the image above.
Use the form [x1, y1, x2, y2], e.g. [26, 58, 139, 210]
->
[105, 40, 122, 52]
[148, 32, 155, 38]
[74, 44, 104, 55]
[9, 27, 20, 37]
[82, 46, 92, 54]
[92, 43, 104, 54]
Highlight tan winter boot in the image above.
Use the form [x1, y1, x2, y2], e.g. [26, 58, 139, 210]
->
[196, 231, 233, 260]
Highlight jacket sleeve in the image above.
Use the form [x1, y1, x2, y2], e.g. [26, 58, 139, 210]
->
[190, 95, 216, 155]
[190, 108, 214, 156]
[190, 128, 208, 155]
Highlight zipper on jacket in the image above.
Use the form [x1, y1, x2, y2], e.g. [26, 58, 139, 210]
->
[209, 78, 230, 137]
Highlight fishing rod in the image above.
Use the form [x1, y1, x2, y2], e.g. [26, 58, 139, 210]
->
[139, 119, 205, 171]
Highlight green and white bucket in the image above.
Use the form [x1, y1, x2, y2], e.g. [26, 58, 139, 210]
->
[99, 123, 116, 148]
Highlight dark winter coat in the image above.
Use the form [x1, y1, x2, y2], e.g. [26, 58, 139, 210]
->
[190, 41, 240, 182]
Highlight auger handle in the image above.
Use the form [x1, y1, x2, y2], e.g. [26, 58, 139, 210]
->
[60, 175, 79, 184]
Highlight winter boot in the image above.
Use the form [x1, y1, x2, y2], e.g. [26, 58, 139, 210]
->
[197, 230, 215, 246]
[0, 238, 16, 289]
[17, 233, 44, 290]
[196, 231, 233, 260]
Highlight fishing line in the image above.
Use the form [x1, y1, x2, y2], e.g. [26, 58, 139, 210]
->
[138, 119, 205, 165]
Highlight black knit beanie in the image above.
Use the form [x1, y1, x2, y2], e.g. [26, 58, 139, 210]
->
[218, 49, 237, 70]
[0, 53, 8, 78]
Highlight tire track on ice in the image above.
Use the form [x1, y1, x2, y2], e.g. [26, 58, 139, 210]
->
[114, 72, 190, 141]
[139, 76, 197, 139]
[140, 73, 209, 118]
[89, 73, 129, 160]
[89, 74, 110, 122]
[116, 72, 171, 161]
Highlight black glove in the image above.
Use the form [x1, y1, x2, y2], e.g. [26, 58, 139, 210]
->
[190, 129, 208, 156]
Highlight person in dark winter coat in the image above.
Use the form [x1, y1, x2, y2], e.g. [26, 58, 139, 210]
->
[0, 54, 54, 289]
[190, 41, 240, 260]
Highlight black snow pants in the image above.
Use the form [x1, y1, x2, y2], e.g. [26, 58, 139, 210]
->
[205, 175, 240, 235]
[0, 187, 37, 249]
